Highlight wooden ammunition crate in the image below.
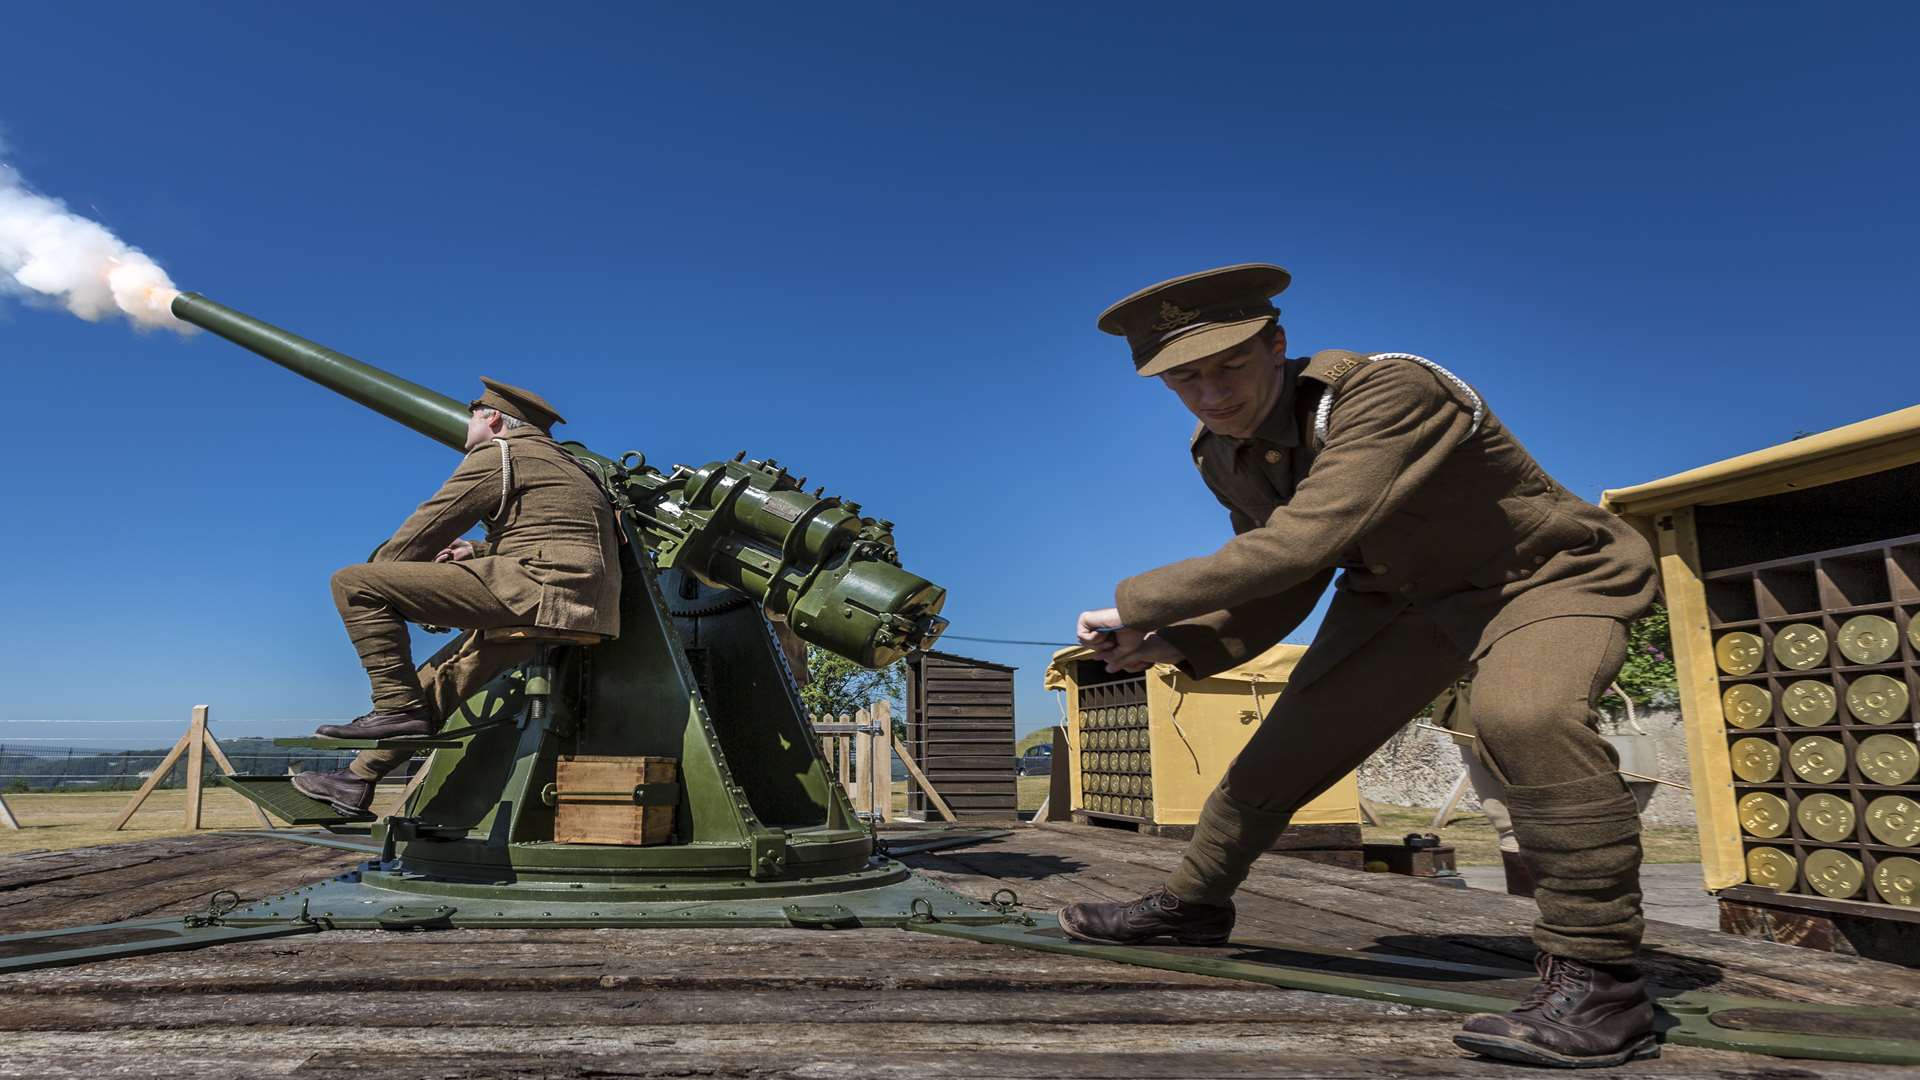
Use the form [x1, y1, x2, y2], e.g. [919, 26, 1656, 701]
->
[553, 755, 678, 846]
[1605, 409, 1920, 961]
[1047, 643, 1361, 840]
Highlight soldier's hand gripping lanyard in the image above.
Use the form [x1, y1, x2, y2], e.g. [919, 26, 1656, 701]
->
[1311, 353, 1485, 448]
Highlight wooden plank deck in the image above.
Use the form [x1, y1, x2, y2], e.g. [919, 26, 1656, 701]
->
[1, 825, 1916, 1078]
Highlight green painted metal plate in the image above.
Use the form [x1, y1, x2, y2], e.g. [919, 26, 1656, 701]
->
[903, 915, 1920, 1066]
[215, 775, 374, 826]
[0, 917, 320, 975]
[222, 862, 1013, 930]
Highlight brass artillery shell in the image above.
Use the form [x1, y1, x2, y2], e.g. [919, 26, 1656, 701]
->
[1847, 674, 1910, 724]
[1805, 849, 1864, 899]
[1866, 795, 1920, 847]
[1739, 792, 1790, 838]
[1838, 615, 1900, 665]
[1722, 684, 1773, 729]
[1773, 623, 1829, 670]
[1716, 632, 1765, 675]
[1798, 793, 1857, 844]
[1874, 856, 1920, 907]
[1789, 736, 1847, 784]
[1857, 734, 1920, 786]
[1782, 680, 1837, 727]
[1730, 737, 1782, 782]
[1745, 847, 1797, 890]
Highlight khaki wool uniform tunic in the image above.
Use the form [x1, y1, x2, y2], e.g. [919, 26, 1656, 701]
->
[1118, 350, 1658, 963]
[1119, 350, 1653, 684]
[336, 424, 622, 780]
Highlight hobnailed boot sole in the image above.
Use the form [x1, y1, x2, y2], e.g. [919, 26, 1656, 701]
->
[289, 773, 377, 822]
[1452, 1030, 1659, 1069]
[1057, 907, 1234, 947]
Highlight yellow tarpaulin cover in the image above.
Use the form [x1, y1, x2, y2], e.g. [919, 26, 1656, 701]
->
[1046, 643, 1358, 827]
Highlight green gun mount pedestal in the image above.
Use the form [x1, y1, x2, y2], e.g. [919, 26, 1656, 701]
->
[162, 290, 975, 929]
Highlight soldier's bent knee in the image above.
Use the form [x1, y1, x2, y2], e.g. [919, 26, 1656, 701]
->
[331, 564, 375, 605]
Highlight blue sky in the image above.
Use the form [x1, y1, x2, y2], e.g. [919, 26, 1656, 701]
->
[0, 3, 1914, 751]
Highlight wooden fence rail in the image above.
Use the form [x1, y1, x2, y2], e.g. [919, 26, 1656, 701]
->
[809, 701, 957, 822]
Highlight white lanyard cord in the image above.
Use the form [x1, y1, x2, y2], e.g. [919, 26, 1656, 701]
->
[1314, 353, 1485, 447]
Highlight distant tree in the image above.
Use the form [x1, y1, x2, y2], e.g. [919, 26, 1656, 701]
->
[799, 645, 906, 733]
[1601, 602, 1678, 716]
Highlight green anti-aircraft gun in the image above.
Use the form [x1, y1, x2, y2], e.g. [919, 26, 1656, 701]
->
[64, 293, 1008, 940]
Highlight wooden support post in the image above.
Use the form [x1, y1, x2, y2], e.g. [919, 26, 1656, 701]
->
[1430, 771, 1471, 829]
[111, 728, 193, 831]
[852, 707, 873, 814]
[1358, 797, 1385, 828]
[1036, 725, 1071, 823]
[201, 727, 273, 828]
[0, 791, 18, 830]
[835, 715, 852, 788]
[871, 701, 894, 821]
[893, 733, 958, 822]
[182, 705, 209, 830]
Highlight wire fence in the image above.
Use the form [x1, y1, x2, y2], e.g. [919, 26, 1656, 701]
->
[0, 739, 363, 794]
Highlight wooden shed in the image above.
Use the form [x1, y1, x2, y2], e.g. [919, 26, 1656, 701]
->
[904, 650, 1017, 820]
[1603, 404, 1920, 960]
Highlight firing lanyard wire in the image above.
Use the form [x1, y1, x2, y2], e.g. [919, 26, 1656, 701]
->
[939, 633, 1080, 648]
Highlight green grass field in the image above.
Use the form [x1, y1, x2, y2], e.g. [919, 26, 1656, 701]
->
[3, 781, 1697, 867]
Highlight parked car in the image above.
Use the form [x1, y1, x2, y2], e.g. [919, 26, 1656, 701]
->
[1017, 744, 1052, 777]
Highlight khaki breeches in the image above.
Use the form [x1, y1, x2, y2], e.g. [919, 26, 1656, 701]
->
[331, 561, 532, 714]
[1167, 611, 1643, 963]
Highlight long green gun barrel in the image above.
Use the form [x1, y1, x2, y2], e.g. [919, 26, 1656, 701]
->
[170, 291, 948, 667]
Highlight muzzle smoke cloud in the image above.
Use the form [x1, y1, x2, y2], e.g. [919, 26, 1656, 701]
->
[0, 159, 185, 332]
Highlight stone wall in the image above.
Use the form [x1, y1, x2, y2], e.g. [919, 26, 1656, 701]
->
[1358, 708, 1696, 827]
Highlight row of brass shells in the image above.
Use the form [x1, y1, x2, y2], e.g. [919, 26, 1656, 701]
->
[1081, 750, 1150, 773]
[1085, 794, 1152, 817]
[1715, 616, 1915, 676]
[1739, 791, 1920, 845]
[1081, 704, 1146, 729]
[1746, 847, 1920, 905]
[1730, 733, 1918, 785]
[1081, 771, 1152, 797]
[1721, 675, 1909, 728]
[1082, 727, 1149, 751]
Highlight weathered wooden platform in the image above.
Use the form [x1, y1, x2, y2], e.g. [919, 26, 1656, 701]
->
[2, 824, 1917, 1078]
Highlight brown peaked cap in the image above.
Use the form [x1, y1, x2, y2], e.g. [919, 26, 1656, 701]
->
[1097, 262, 1291, 376]
[470, 377, 566, 429]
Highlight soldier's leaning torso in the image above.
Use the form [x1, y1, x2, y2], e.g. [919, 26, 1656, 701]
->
[466, 431, 623, 634]
[1193, 350, 1653, 660]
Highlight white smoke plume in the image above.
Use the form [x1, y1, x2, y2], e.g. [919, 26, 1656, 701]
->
[0, 160, 186, 332]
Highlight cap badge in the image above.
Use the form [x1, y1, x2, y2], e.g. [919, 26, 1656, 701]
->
[1151, 301, 1201, 332]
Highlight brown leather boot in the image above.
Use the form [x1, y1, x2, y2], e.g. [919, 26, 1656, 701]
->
[1502, 850, 1537, 897]
[1454, 952, 1658, 1068]
[1059, 887, 1235, 946]
[315, 706, 436, 740]
[290, 768, 376, 820]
